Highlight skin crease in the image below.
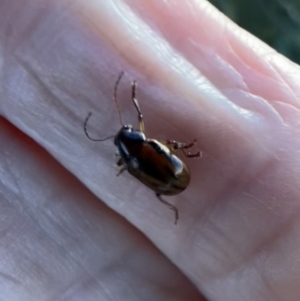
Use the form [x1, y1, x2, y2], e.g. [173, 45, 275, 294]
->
[0, 0, 300, 300]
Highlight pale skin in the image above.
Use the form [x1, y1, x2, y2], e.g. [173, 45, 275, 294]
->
[0, 0, 300, 301]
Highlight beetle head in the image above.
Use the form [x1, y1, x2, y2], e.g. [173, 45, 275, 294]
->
[114, 125, 146, 146]
[114, 125, 132, 145]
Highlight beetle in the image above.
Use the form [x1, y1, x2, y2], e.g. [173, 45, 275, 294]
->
[84, 71, 200, 224]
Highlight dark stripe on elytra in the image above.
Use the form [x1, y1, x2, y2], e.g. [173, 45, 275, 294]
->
[146, 141, 176, 176]
[136, 156, 175, 182]
[147, 140, 166, 154]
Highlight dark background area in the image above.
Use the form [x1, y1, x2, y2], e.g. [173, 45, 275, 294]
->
[208, 0, 300, 64]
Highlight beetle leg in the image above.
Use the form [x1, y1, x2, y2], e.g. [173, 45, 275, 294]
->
[116, 157, 127, 176]
[116, 157, 123, 166]
[131, 80, 145, 133]
[156, 193, 179, 225]
[166, 139, 201, 158]
[117, 164, 127, 176]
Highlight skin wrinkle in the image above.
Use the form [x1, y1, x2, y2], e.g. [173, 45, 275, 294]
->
[219, 254, 284, 301]
[186, 210, 239, 279]
[259, 278, 282, 301]
[272, 101, 300, 126]
[249, 213, 300, 283]
[272, 101, 300, 122]
[122, 4, 248, 86]
[11, 60, 56, 119]
[1, 139, 112, 289]
[223, 24, 300, 110]
[188, 38, 249, 92]
[10, 56, 87, 151]
[0, 271, 21, 285]
[222, 197, 300, 284]
[230, 90, 287, 125]
[226, 42, 279, 91]
[53, 279, 94, 301]
[12, 55, 68, 115]
[190, 218, 275, 288]
[268, 56, 300, 107]
[54, 270, 118, 301]
[183, 151, 289, 282]
[123, 0, 298, 138]
[1, 159, 21, 196]
[178, 185, 242, 278]
[192, 220, 245, 278]
[255, 245, 293, 301]
[222, 34, 250, 90]
[77, 254, 132, 300]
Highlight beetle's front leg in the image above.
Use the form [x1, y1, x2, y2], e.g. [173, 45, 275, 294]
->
[116, 157, 127, 176]
[131, 80, 145, 133]
[117, 165, 127, 176]
[166, 139, 201, 158]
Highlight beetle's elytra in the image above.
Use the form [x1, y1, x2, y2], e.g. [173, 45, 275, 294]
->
[84, 71, 200, 224]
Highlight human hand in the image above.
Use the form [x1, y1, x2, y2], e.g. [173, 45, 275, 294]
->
[1, 1, 300, 300]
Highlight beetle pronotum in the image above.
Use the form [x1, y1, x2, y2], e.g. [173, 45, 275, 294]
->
[84, 72, 200, 224]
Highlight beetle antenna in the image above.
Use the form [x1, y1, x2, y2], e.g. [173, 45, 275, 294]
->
[114, 71, 125, 126]
[84, 112, 115, 141]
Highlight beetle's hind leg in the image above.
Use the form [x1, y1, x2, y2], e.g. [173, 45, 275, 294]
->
[156, 193, 179, 225]
[166, 139, 201, 158]
[131, 80, 145, 133]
